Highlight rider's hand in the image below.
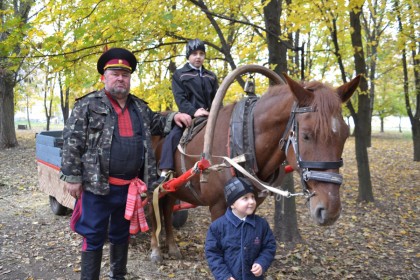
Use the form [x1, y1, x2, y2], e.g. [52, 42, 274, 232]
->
[193, 108, 209, 118]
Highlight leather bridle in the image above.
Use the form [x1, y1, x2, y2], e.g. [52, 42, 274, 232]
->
[279, 102, 344, 196]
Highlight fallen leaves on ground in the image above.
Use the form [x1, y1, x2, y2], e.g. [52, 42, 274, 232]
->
[0, 131, 418, 280]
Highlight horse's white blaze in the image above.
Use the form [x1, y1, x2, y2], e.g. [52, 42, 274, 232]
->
[331, 117, 339, 133]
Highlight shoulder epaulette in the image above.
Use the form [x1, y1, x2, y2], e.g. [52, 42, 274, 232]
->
[75, 90, 100, 101]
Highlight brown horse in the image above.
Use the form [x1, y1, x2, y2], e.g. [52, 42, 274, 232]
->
[149, 68, 361, 263]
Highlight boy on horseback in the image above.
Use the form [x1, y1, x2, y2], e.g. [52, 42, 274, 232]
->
[153, 38, 218, 188]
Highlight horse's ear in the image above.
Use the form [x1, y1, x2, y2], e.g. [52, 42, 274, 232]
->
[336, 75, 361, 103]
[282, 72, 314, 106]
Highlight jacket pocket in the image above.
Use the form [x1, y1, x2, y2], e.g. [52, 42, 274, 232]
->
[88, 104, 108, 131]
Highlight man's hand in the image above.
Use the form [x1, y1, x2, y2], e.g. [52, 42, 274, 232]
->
[65, 182, 82, 199]
[194, 108, 209, 118]
[174, 112, 192, 128]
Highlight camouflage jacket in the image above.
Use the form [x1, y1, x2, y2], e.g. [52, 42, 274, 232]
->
[59, 89, 176, 195]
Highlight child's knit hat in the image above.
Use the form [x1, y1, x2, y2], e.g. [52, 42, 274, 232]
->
[186, 39, 206, 58]
[224, 177, 254, 206]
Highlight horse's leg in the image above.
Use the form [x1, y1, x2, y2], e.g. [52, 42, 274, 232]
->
[148, 196, 163, 263]
[163, 195, 182, 259]
[209, 200, 228, 221]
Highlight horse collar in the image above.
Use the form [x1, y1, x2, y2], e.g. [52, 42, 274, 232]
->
[229, 97, 260, 176]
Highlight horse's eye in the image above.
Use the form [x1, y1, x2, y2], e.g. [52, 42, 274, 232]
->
[302, 133, 311, 141]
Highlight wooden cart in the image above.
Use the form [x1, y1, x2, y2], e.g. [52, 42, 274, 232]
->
[35, 130, 190, 228]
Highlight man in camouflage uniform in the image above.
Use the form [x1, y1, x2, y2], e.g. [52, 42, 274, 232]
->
[59, 48, 191, 280]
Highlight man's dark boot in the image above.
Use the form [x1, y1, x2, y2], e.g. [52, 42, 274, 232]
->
[81, 250, 102, 280]
[109, 242, 129, 280]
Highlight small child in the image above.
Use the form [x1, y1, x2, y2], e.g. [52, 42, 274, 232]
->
[205, 177, 277, 280]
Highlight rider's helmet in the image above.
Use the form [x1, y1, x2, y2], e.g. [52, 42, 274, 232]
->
[224, 177, 254, 206]
[186, 39, 206, 58]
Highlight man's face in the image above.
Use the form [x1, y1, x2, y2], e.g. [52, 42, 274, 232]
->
[188, 50, 205, 68]
[103, 69, 131, 99]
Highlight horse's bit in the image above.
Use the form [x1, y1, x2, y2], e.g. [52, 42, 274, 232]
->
[279, 102, 344, 197]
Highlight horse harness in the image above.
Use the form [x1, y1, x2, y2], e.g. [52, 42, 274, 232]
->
[279, 102, 344, 197]
[178, 117, 208, 204]
[177, 99, 344, 200]
[229, 96, 259, 177]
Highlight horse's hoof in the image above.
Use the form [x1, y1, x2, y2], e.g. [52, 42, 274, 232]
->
[150, 254, 163, 264]
[168, 249, 183, 259]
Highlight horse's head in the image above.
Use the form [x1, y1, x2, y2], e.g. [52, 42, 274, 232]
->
[282, 73, 360, 226]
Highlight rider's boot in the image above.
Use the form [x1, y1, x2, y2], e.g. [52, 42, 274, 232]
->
[149, 170, 173, 192]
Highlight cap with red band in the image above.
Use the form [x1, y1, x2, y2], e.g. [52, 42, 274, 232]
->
[104, 59, 132, 72]
[97, 48, 137, 75]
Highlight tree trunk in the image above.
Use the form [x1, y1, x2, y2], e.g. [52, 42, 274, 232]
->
[0, 70, 18, 149]
[395, 0, 420, 161]
[263, 0, 301, 242]
[413, 123, 420, 161]
[44, 72, 54, 131]
[26, 95, 32, 130]
[0, 0, 33, 148]
[350, 7, 374, 202]
[59, 72, 70, 123]
[399, 116, 402, 133]
[44, 97, 52, 131]
[274, 172, 302, 242]
[410, 31, 420, 161]
[263, 0, 286, 76]
[380, 117, 384, 133]
[354, 115, 374, 202]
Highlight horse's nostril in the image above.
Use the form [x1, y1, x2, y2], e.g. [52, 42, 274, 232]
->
[315, 206, 326, 223]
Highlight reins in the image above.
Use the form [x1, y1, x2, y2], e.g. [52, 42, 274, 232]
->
[176, 145, 309, 199]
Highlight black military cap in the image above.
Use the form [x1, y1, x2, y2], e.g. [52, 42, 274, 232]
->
[97, 48, 137, 75]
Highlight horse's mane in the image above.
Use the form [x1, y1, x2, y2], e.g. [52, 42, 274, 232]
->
[263, 80, 344, 142]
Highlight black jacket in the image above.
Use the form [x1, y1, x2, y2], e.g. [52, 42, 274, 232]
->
[172, 63, 218, 117]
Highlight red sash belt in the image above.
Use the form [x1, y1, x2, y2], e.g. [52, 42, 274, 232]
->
[109, 176, 149, 234]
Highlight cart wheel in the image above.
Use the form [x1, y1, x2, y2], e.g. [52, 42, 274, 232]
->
[172, 209, 189, 229]
[49, 196, 68, 216]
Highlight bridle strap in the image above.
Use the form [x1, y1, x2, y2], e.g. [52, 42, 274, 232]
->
[299, 159, 343, 170]
[281, 102, 345, 190]
[302, 170, 343, 185]
[279, 103, 315, 151]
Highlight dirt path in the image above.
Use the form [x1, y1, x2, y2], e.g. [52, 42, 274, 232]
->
[0, 131, 418, 279]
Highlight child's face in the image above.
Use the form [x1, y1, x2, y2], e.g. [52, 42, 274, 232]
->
[188, 50, 205, 68]
[231, 192, 256, 218]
